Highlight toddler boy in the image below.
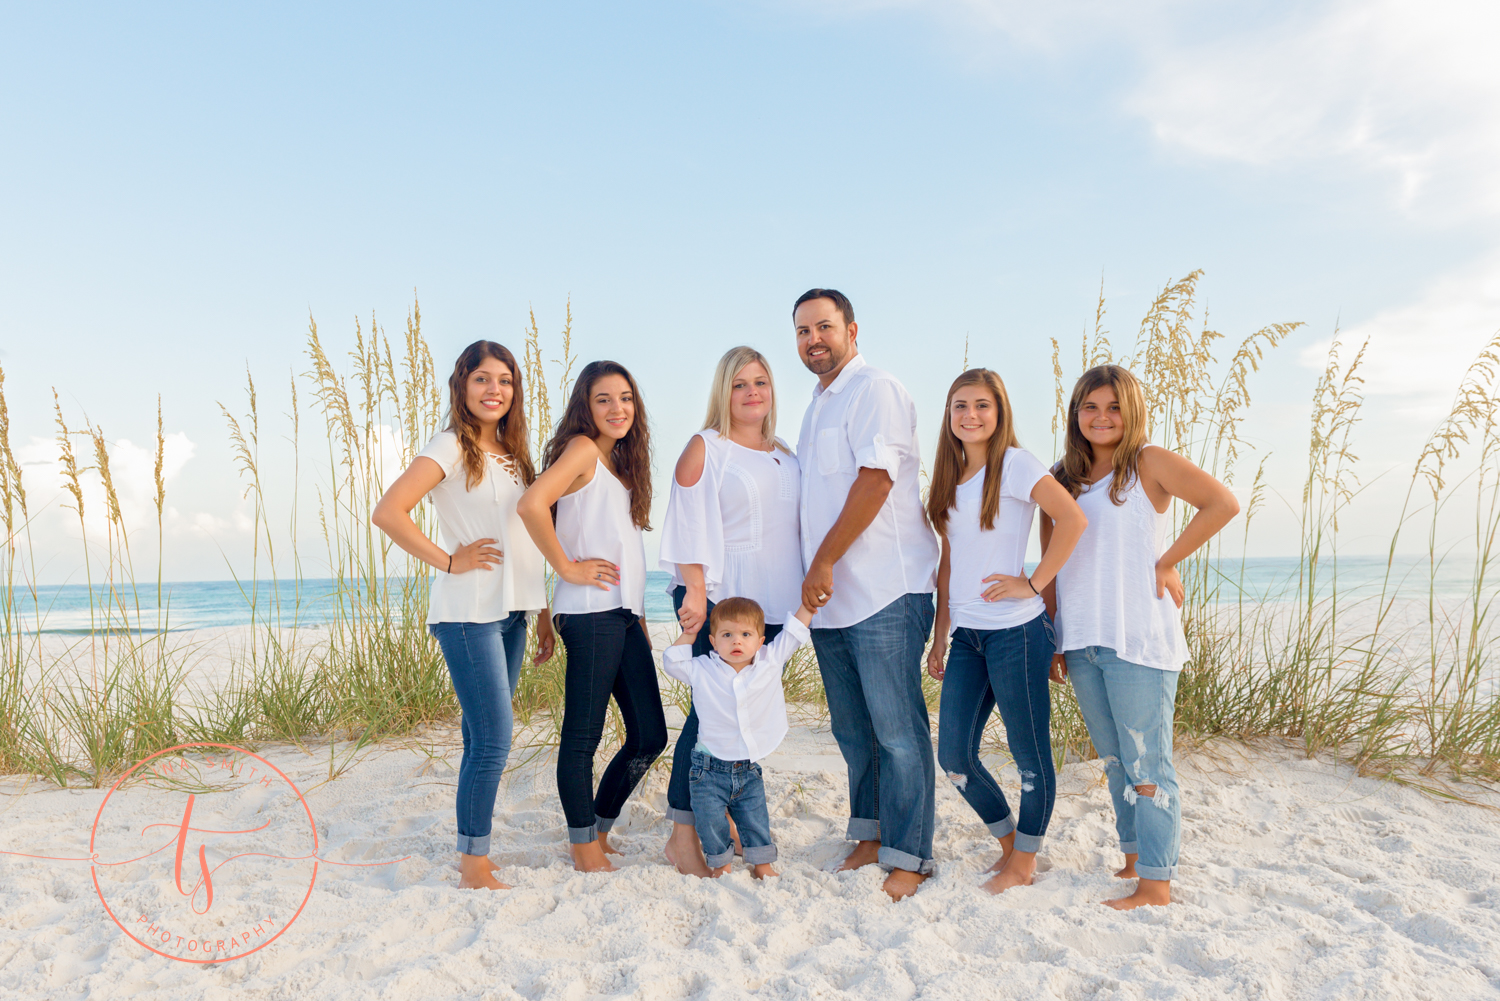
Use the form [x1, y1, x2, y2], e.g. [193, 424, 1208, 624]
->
[662, 596, 815, 878]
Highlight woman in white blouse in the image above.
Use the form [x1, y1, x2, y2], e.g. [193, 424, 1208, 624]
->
[658, 346, 803, 876]
[372, 341, 554, 892]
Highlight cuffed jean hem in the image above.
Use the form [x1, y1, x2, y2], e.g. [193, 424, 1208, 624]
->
[878, 846, 935, 875]
[567, 824, 598, 845]
[667, 807, 697, 825]
[847, 818, 880, 841]
[707, 844, 777, 868]
[456, 833, 491, 856]
[596, 815, 617, 834]
[985, 814, 1017, 839]
[1136, 863, 1177, 881]
[1012, 831, 1045, 854]
[1119, 840, 1140, 855]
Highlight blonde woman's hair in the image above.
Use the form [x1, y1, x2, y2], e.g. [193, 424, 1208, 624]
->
[1055, 364, 1149, 505]
[702, 346, 784, 449]
[926, 368, 1018, 536]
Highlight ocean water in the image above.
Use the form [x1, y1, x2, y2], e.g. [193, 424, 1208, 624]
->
[5, 558, 1491, 634]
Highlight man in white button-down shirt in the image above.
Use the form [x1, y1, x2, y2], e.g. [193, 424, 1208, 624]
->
[792, 289, 940, 900]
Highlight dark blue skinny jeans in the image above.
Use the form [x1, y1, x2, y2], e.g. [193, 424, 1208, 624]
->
[429, 610, 528, 856]
[936, 612, 1056, 853]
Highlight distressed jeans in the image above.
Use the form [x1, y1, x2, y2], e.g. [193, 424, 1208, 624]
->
[936, 614, 1056, 853]
[1065, 646, 1182, 880]
[811, 592, 937, 875]
[664, 585, 783, 825]
[429, 611, 529, 856]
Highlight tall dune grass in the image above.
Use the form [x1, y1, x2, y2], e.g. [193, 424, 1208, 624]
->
[3, 278, 1500, 789]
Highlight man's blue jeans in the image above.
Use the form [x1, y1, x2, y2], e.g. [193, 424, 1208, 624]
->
[429, 611, 528, 856]
[688, 748, 777, 868]
[1065, 646, 1182, 881]
[811, 592, 937, 874]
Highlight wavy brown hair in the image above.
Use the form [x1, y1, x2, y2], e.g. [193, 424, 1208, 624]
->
[926, 368, 1018, 536]
[1055, 364, 1149, 505]
[446, 341, 534, 490]
[541, 360, 653, 529]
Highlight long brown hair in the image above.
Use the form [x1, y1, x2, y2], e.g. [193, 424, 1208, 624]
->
[446, 340, 534, 490]
[1055, 364, 1149, 505]
[541, 360, 653, 529]
[926, 368, 1018, 536]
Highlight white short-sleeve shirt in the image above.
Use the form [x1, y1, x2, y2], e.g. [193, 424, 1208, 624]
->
[417, 431, 549, 624]
[795, 353, 939, 629]
[660, 614, 810, 762]
[942, 447, 1051, 632]
[658, 430, 803, 624]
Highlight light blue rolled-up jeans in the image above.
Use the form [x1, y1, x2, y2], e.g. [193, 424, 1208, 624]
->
[811, 592, 937, 875]
[429, 611, 528, 856]
[1064, 646, 1181, 881]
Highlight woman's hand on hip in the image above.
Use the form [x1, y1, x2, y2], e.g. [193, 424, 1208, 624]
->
[561, 558, 619, 590]
[451, 538, 502, 573]
[980, 572, 1034, 602]
[1049, 654, 1069, 683]
[926, 635, 947, 680]
[1155, 561, 1184, 608]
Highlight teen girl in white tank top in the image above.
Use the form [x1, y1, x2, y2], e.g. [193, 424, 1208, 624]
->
[553, 455, 646, 616]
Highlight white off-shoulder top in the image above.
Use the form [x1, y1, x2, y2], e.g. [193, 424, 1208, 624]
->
[658, 430, 803, 624]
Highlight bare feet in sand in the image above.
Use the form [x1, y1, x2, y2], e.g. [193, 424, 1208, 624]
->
[597, 831, 622, 856]
[1104, 877, 1171, 910]
[985, 831, 1017, 873]
[882, 868, 928, 900]
[1114, 853, 1139, 879]
[570, 840, 618, 872]
[837, 839, 881, 871]
[751, 863, 778, 879]
[665, 821, 711, 876]
[458, 853, 512, 890]
[981, 850, 1036, 895]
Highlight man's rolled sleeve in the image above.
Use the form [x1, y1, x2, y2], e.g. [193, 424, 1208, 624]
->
[846, 380, 912, 476]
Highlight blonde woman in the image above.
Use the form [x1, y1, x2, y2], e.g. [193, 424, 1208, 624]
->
[924, 369, 1087, 894]
[1047, 364, 1238, 909]
[658, 346, 802, 876]
[371, 340, 554, 891]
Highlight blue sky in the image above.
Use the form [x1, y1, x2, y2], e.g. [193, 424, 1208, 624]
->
[3, 1, 1498, 581]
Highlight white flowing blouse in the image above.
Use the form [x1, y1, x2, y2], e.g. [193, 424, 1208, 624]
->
[416, 431, 549, 624]
[659, 430, 803, 625]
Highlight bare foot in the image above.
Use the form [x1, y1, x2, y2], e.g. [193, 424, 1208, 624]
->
[837, 840, 881, 872]
[882, 868, 928, 900]
[458, 853, 511, 890]
[570, 840, 618, 873]
[981, 850, 1036, 895]
[1103, 877, 1171, 910]
[751, 863, 779, 879]
[985, 832, 1017, 873]
[707, 863, 731, 878]
[597, 831, 622, 856]
[664, 821, 711, 877]
[1115, 853, 1139, 879]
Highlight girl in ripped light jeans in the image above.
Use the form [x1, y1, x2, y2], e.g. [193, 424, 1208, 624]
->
[1046, 364, 1239, 910]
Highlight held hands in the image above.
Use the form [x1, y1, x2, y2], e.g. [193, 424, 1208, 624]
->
[1049, 654, 1068, 683]
[980, 573, 1036, 602]
[678, 589, 708, 634]
[562, 558, 620, 591]
[801, 561, 834, 610]
[926, 633, 948, 680]
[1155, 561, 1184, 608]
[451, 538, 503, 573]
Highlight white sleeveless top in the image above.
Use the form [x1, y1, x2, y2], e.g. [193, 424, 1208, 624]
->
[1053, 449, 1191, 671]
[944, 447, 1050, 632]
[417, 431, 548, 624]
[658, 431, 803, 624]
[551, 456, 647, 617]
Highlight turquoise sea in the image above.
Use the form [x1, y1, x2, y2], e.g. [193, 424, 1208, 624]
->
[5, 558, 1492, 634]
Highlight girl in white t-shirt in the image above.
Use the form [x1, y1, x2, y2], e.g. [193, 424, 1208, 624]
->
[372, 340, 554, 892]
[1047, 364, 1238, 910]
[924, 368, 1087, 895]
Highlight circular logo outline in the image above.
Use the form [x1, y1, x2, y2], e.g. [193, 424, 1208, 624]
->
[89, 742, 320, 964]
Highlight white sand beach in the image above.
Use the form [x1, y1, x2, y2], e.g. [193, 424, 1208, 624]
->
[3, 704, 1500, 1000]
